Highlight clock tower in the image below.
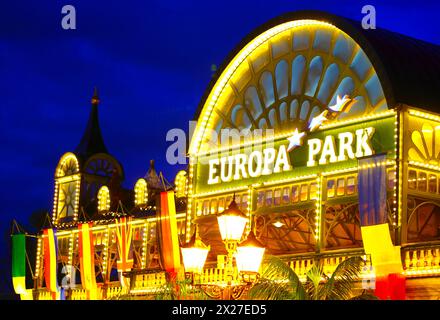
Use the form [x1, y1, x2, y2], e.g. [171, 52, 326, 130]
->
[52, 88, 123, 226]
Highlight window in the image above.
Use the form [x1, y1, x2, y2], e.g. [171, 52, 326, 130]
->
[346, 176, 356, 195]
[257, 191, 265, 207]
[336, 178, 345, 196]
[202, 200, 210, 215]
[274, 189, 281, 206]
[309, 183, 318, 200]
[241, 194, 248, 211]
[300, 184, 308, 201]
[408, 170, 417, 190]
[134, 179, 148, 206]
[97, 186, 110, 213]
[218, 198, 225, 212]
[429, 174, 437, 193]
[418, 172, 427, 192]
[235, 195, 241, 207]
[387, 170, 396, 190]
[196, 201, 202, 216]
[210, 199, 218, 214]
[266, 190, 273, 206]
[327, 179, 335, 198]
[291, 185, 299, 203]
[282, 187, 290, 204]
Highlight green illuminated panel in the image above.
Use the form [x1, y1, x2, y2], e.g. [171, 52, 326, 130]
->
[195, 115, 395, 194]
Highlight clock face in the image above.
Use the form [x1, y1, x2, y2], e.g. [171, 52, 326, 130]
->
[57, 182, 77, 218]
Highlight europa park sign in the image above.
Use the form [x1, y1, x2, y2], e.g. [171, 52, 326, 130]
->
[196, 113, 395, 194]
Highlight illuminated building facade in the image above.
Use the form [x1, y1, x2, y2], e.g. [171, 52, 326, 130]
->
[14, 11, 440, 300]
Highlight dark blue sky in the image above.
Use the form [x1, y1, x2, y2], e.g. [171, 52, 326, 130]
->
[0, 0, 439, 295]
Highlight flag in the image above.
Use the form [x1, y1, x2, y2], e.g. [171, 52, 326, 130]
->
[116, 217, 133, 287]
[43, 228, 58, 296]
[358, 154, 405, 299]
[78, 223, 97, 299]
[158, 191, 181, 273]
[358, 154, 387, 226]
[12, 233, 27, 294]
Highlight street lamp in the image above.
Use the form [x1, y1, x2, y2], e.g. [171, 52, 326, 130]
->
[181, 196, 265, 299]
[181, 230, 210, 274]
[236, 230, 265, 277]
[216, 195, 248, 269]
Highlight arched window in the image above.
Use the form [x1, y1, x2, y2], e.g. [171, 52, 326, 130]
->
[190, 20, 388, 155]
[56, 152, 80, 178]
[54, 153, 81, 222]
[97, 186, 110, 212]
[134, 178, 148, 207]
[175, 171, 187, 198]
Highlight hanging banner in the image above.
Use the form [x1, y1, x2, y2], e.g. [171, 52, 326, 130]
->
[116, 217, 133, 287]
[43, 228, 59, 296]
[78, 223, 97, 299]
[158, 191, 181, 273]
[12, 233, 27, 294]
[358, 154, 387, 226]
[358, 154, 405, 299]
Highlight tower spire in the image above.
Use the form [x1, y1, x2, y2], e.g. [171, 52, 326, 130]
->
[75, 87, 108, 159]
[91, 87, 99, 105]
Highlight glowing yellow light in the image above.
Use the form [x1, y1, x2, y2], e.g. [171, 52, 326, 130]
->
[217, 199, 247, 242]
[134, 178, 148, 207]
[273, 221, 285, 228]
[97, 186, 110, 212]
[181, 234, 210, 274]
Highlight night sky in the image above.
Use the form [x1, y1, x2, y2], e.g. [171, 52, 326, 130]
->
[1, 0, 439, 296]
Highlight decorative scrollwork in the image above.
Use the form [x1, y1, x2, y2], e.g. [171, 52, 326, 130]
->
[198, 284, 223, 300]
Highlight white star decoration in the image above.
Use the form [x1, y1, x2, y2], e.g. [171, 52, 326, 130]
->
[308, 110, 328, 132]
[285, 95, 354, 153]
[329, 94, 356, 113]
[287, 128, 306, 152]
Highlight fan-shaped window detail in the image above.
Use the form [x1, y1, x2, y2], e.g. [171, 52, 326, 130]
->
[329, 77, 355, 106]
[214, 119, 223, 135]
[56, 153, 79, 178]
[317, 63, 340, 104]
[305, 56, 323, 97]
[310, 106, 321, 120]
[290, 99, 299, 119]
[333, 33, 354, 64]
[260, 71, 275, 107]
[272, 35, 290, 58]
[299, 101, 310, 121]
[275, 60, 289, 99]
[244, 86, 263, 119]
[313, 29, 332, 52]
[350, 50, 371, 81]
[268, 109, 277, 127]
[192, 20, 389, 154]
[279, 102, 288, 122]
[134, 178, 148, 207]
[365, 74, 385, 107]
[97, 186, 110, 213]
[291, 55, 306, 95]
[231, 105, 251, 129]
[258, 118, 268, 129]
[409, 124, 440, 165]
[293, 30, 310, 51]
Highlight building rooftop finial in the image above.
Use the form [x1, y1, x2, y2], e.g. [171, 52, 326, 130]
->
[91, 87, 99, 105]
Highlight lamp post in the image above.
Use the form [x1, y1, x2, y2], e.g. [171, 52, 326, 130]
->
[216, 196, 248, 271]
[181, 196, 265, 300]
